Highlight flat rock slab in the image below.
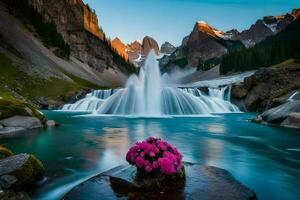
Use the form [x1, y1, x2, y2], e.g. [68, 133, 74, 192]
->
[64, 164, 257, 200]
[0, 116, 42, 129]
[0, 127, 25, 136]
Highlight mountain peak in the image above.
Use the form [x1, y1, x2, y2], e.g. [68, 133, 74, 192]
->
[195, 21, 226, 39]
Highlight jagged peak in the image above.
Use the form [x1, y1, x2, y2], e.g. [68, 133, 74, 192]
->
[291, 8, 300, 19]
[194, 21, 226, 39]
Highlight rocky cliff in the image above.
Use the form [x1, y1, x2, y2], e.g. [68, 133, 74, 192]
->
[161, 9, 299, 70]
[231, 59, 300, 111]
[160, 42, 176, 55]
[142, 36, 160, 56]
[27, 0, 133, 74]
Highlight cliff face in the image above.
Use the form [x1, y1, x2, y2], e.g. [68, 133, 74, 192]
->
[28, 0, 130, 74]
[83, 5, 105, 40]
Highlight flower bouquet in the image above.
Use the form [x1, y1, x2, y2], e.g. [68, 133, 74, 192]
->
[126, 137, 185, 190]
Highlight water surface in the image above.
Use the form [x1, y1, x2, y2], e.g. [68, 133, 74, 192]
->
[1, 111, 300, 200]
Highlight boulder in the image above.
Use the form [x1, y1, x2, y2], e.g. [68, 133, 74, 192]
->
[0, 116, 43, 129]
[64, 164, 257, 200]
[261, 100, 300, 123]
[0, 145, 14, 159]
[281, 112, 300, 129]
[0, 124, 3, 129]
[46, 120, 59, 127]
[0, 154, 45, 190]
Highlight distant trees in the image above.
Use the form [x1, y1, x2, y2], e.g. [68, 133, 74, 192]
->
[102, 37, 136, 74]
[7, 0, 70, 58]
[220, 17, 300, 74]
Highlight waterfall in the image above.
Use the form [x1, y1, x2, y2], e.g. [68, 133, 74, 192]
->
[62, 89, 118, 111]
[62, 50, 240, 115]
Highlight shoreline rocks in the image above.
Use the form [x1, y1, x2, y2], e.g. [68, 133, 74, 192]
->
[253, 100, 300, 129]
[0, 147, 45, 200]
[0, 98, 46, 137]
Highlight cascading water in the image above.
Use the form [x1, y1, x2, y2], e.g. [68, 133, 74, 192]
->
[62, 50, 240, 115]
[62, 89, 118, 111]
[91, 50, 239, 115]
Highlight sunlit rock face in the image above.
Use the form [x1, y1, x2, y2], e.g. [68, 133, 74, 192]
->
[111, 37, 129, 61]
[186, 22, 228, 67]
[142, 36, 160, 56]
[83, 5, 105, 40]
[27, 0, 130, 74]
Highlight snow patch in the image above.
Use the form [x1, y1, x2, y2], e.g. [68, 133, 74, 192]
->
[197, 21, 207, 24]
[263, 22, 277, 33]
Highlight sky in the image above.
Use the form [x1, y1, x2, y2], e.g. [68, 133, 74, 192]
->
[83, 0, 300, 46]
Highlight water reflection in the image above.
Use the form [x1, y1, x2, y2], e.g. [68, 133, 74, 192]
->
[1, 112, 300, 200]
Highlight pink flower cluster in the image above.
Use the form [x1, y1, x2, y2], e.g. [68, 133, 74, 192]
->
[126, 137, 183, 175]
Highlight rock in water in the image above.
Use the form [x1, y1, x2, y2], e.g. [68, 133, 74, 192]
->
[281, 112, 300, 129]
[46, 120, 59, 127]
[261, 100, 300, 123]
[0, 154, 45, 190]
[63, 164, 257, 200]
[0, 116, 43, 129]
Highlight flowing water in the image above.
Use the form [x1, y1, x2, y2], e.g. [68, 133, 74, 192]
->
[62, 50, 239, 115]
[1, 112, 300, 200]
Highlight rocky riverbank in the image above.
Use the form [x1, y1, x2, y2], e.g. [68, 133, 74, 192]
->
[0, 146, 45, 199]
[231, 59, 300, 112]
[252, 100, 300, 129]
[0, 98, 58, 136]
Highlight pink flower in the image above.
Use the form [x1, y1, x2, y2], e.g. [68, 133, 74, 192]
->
[135, 156, 145, 168]
[126, 137, 183, 175]
[145, 165, 152, 173]
[149, 151, 155, 157]
[152, 161, 159, 169]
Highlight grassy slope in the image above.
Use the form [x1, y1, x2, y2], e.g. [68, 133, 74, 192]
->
[0, 53, 100, 105]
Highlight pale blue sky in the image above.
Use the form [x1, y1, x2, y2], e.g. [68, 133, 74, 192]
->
[83, 0, 300, 46]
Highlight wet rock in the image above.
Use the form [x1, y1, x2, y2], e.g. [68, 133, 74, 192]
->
[0, 153, 45, 190]
[46, 120, 59, 127]
[0, 190, 30, 200]
[251, 115, 263, 124]
[232, 85, 248, 99]
[0, 175, 17, 189]
[0, 116, 43, 129]
[281, 112, 300, 129]
[261, 100, 300, 123]
[64, 164, 257, 200]
[0, 127, 25, 136]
